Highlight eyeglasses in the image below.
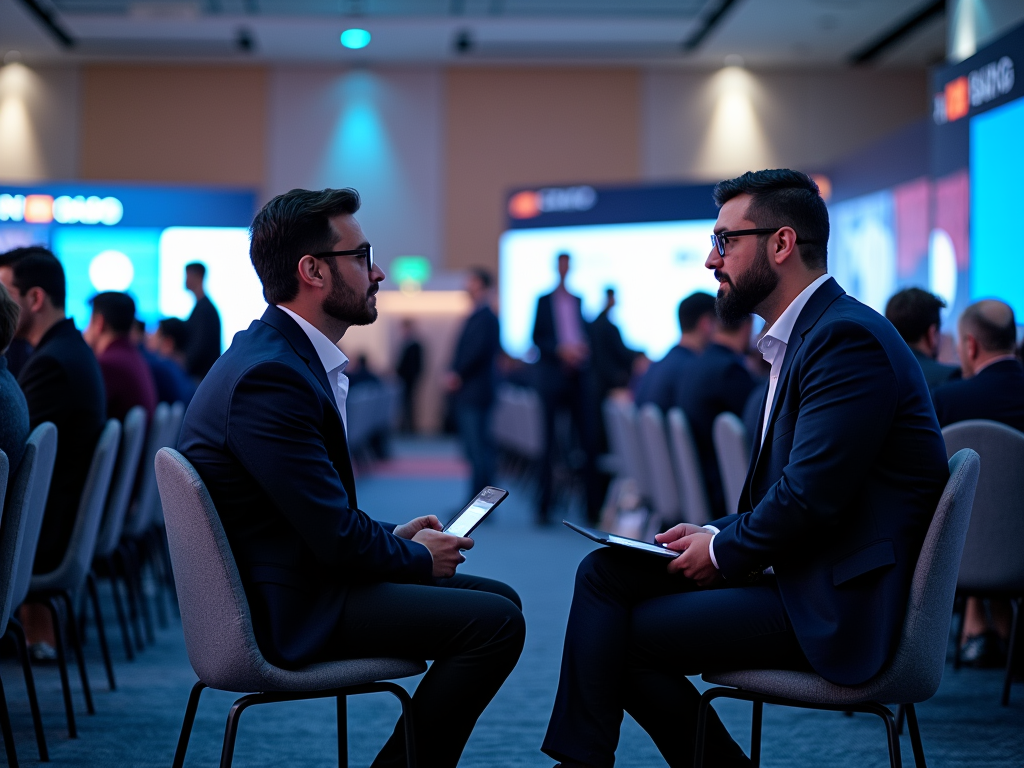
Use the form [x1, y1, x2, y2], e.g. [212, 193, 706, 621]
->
[311, 244, 374, 272]
[710, 228, 781, 256]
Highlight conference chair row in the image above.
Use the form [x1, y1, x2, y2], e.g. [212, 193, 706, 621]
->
[0, 401, 185, 766]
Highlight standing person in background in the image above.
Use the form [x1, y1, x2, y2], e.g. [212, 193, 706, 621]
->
[0, 281, 29, 472]
[184, 262, 221, 380]
[446, 268, 501, 498]
[395, 319, 424, 433]
[84, 292, 158, 421]
[885, 287, 959, 390]
[635, 291, 717, 413]
[532, 252, 594, 524]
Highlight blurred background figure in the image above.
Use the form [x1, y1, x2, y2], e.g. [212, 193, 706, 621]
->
[395, 317, 424, 433]
[184, 261, 221, 381]
[885, 287, 959, 390]
[635, 291, 717, 412]
[532, 252, 595, 524]
[347, 352, 381, 387]
[147, 317, 197, 405]
[446, 268, 501, 498]
[84, 291, 158, 421]
[0, 280, 29, 473]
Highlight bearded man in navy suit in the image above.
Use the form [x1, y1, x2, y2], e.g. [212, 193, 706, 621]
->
[542, 170, 949, 768]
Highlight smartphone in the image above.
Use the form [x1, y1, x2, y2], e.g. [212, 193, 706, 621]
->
[442, 486, 509, 538]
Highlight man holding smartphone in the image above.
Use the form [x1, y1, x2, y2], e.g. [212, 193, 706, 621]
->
[179, 188, 525, 768]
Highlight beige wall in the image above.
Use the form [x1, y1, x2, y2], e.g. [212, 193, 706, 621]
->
[443, 67, 643, 273]
[79, 64, 267, 186]
[0, 64, 80, 182]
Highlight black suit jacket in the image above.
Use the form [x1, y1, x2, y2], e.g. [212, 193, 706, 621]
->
[708, 279, 949, 686]
[179, 306, 433, 667]
[532, 289, 587, 394]
[932, 358, 1024, 432]
[587, 309, 637, 395]
[451, 305, 500, 408]
[18, 319, 107, 572]
[185, 295, 222, 379]
[912, 349, 959, 391]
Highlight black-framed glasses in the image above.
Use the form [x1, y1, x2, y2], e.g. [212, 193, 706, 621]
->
[710, 228, 781, 256]
[311, 244, 374, 272]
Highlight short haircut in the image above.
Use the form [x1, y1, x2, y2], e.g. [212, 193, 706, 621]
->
[157, 317, 189, 352]
[713, 169, 830, 270]
[0, 281, 20, 352]
[469, 267, 493, 289]
[885, 288, 946, 345]
[249, 188, 362, 304]
[185, 262, 206, 278]
[678, 291, 717, 333]
[0, 248, 66, 308]
[960, 300, 1017, 353]
[90, 292, 136, 336]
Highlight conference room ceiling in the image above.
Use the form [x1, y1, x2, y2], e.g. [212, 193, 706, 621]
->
[0, 0, 947, 67]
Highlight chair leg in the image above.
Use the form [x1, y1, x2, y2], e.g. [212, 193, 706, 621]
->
[147, 528, 170, 629]
[129, 541, 156, 645]
[375, 682, 417, 768]
[104, 555, 135, 661]
[45, 597, 77, 738]
[895, 703, 905, 735]
[952, 595, 966, 671]
[693, 688, 716, 768]
[904, 703, 927, 768]
[87, 572, 117, 690]
[172, 681, 207, 768]
[337, 695, 347, 768]
[220, 695, 260, 768]
[750, 699, 763, 768]
[8, 620, 48, 761]
[59, 591, 95, 715]
[0, 673, 20, 768]
[118, 547, 147, 651]
[867, 702, 903, 768]
[1002, 598, 1020, 707]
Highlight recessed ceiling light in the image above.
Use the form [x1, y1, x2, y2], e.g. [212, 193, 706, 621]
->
[340, 29, 371, 50]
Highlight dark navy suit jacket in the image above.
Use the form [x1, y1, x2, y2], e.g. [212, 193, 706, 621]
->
[635, 345, 697, 413]
[179, 306, 433, 667]
[451, 304, 500, 409]
[532, 290, 587, 395]
[708, 279, 949, 686]
[932, 358, 1024, 433]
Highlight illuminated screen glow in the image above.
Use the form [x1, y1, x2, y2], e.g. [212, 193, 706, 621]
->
[499, 220, 719, 361]
[340, 28, 371, 49]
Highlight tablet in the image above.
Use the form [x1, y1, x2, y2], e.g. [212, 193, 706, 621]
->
[563, 521, 679, 559]
[442, 486, 509, 538]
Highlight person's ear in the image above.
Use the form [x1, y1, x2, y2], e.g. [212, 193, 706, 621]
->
[297, 255, 325, 289]
[27, 286, 47, 314]
[771, 226, 799, 266]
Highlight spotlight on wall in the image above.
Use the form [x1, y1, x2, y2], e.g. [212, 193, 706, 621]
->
[341, 28, 372, 50]
[453, 29, 474, 55]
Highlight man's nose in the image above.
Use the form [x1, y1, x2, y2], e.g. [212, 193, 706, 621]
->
[705, 250, 722, 270]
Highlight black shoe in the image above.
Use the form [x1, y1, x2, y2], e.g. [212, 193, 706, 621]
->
[961, 631, 1007, 668]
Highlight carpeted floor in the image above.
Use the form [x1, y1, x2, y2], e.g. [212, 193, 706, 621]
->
[2, 437, 1021, 767]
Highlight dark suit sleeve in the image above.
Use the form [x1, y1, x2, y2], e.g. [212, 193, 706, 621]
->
[711, 321, 900, 580]
[227, 360, 433, 582]
[533, 296, 558, 358]
[18, 354, 69, 428]
[452, 313, 499, 379]
[931, 385, 952, 427]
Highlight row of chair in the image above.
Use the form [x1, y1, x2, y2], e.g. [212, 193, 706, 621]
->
[491, 384, 545, 462]
[0, 401, 185, 766]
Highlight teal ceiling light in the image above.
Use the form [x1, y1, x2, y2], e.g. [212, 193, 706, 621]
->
[340, 29, 371, 50]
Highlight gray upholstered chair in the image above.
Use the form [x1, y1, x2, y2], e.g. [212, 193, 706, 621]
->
[666, 407, 711, 525]
[638, 404, 682, 531]
[694, 449, 980, 768]
[941, 419, 1024, 705]
[0, 450, 15, 766]
[156, 448, 426, 768]
[27, 419, 120, 737]
[91, 406, 147, 665]
[712, 412, 750, 515]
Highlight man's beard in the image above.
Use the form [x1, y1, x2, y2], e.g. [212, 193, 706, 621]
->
[715, 238, 779, 324]
[323, 262, 378, 326]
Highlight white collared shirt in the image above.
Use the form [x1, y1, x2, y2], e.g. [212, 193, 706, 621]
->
[276, 305, 350, 436]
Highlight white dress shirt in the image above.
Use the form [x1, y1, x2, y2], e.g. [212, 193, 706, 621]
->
[705, 273, 832, 571]
[276, 305, 350, 436]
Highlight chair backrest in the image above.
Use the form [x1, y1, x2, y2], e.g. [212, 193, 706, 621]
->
[874, 449, 979, 703]
[6, 423, 58, 614]
[94, 406, 148, 559]
[941, 419, 1024, 592]
[124, 401, 170, 539]
[638, 404, 680, 523]
[155, 447, 270, 692]
[0, 451, 11, 627]
[30, 419, 121, 595]
[713, 412, 750, 516]
[608, 400, 651, 500]
[165, 401, 186, 451]
[666, 408, 711, 525]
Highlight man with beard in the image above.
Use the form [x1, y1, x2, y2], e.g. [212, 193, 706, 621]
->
[179, 188, 525, 768]
[541, 170, 948, 768]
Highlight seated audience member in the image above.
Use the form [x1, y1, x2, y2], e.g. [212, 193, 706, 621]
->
[0, 281, 29, 471]
[635, 291, 716, 413]
[84, 292, 158, 421]
[132, 318, 177, 404]
[179, 188, 525, 768]
[146, 318, 197, 405]
[675, 312, 757, 518]
[3, 336, 33, 379]
[345, 352, 380, 387]
[885, 287, 959, 390]
[542, 170, 948, 768]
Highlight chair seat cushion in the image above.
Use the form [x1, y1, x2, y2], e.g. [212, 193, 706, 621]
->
[216, 657, 428, 694]
[702, 668, 908, 707]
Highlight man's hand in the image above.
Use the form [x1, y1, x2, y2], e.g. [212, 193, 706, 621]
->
[655, 523, 708, 546]
[394, 515, 442, 540]
[665, 532, 721, 587]
[412, 529, 474, 578]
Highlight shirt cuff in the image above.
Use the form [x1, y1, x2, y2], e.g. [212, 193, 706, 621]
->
[702, 525, 720, 570]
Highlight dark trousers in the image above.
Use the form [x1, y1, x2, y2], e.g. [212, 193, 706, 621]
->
[332, 573, 525, 768]
[542, 549, 808, 768]
[538, 368, 600, 523]
[456, 404, 496, 496]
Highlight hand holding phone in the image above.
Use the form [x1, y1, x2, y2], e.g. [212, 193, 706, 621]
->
[413, 529, 474, 578]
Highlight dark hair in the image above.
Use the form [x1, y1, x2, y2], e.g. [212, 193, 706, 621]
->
[90, 292, 136, 336]
[678, 291, 717, 333]
[0, 281, 20, 352]
[185, 262, 206, 278]
[469, 267, 493, 289]
[0, 248, 66, 309]
[885, 288, 945, 345]
[249, 188, 362, 304]
[157, 317, 189, 352]
[712, 169, 830, 270]
[960, 300, 1017, 353]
